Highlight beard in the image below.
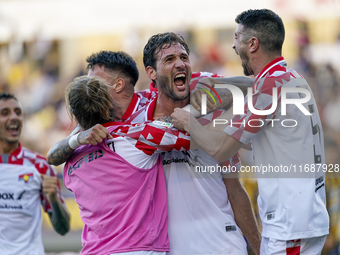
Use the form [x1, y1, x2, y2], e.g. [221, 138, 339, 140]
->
[157, 75, 189, 101]
[239, 51, 254, 76]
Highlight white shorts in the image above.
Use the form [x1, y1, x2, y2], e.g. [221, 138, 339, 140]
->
[260, 235, 327, 255]
[111, 251, 166, 255]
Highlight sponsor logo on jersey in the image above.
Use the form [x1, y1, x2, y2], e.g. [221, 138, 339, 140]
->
[0, 204, 23, 209]
[68, 149, 105, 175]
[266, 211, 275, 220]
[225, 225, 237, 232]
[162, 157, 193, 166]
[152, 120, 173, 128]
[0, 193, 14, 200]
[161, 151, 195, 167]
[18, 173, 33, 183]
[17, 190, 27, 200]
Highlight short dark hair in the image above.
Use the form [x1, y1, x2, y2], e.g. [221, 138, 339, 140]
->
[235, 9, 285, 55]
[143, 32, 190, 70]
[86, 51, 139, 86]
[0, 92, 17, 102]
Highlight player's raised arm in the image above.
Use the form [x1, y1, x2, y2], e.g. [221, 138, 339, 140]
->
[191, 76, 254, 113]
[171, 108, 244, 162]
[47, 124, 113, 166]
[108, 120, 190, 155]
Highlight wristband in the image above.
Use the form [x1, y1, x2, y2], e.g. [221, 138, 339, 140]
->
[68, 133, 80, 149]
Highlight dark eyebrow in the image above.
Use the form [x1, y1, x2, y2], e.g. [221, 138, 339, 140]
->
[162, 54, 175, 60]
[0, 107, 21, 112]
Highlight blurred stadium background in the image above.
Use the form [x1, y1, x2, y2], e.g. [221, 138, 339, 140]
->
[0, 0, 339, 254]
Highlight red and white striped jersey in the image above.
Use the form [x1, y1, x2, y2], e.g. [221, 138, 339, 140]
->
[126, 72, 247, 254]
[225, 57, 304, 144]
[129, 70, 241, 171]
[0, 144, 65, 255]
[107, 121, 190, 156]
[224, 57, 329, 240]
[102, 121, 190, 169]
[122, 91, 157, 121]
[126, 94, 241, 170]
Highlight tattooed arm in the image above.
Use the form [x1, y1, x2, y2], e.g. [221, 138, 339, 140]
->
[47, 124, 112, 166]
[191, 76, 255, 113]
[47, 138, 74, 166]
[156, 115, 174, 123]
[41, 174, 70, 235]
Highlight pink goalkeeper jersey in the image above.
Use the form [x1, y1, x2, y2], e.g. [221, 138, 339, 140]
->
[63, 123, 190, 255]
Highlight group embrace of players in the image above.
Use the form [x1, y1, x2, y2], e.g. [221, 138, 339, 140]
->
[0, 8, 329, 255]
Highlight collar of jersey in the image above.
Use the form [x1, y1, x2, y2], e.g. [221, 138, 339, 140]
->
[146, 95, 158, 121]
[255, 56, 285, 84]
[120, 93, 139, 121]
[102, 121, 126, 128]
[148, 82, 158, 92]
[0, 143, 23, 163]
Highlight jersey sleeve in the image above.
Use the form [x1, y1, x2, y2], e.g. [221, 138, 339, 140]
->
[223, 73, 290, 145]
[190, 72, 223, 92]
[108, 122, 190, 156]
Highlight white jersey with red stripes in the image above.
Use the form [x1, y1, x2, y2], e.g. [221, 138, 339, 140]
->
[0, 144, 64, 255]
[224, 57, 329, 240]
[106, 120, 190, 168]
[126, 72, 247, 255]
[122, 91, 157, 122]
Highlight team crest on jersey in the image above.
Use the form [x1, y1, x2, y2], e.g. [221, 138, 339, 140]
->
[18, 173, 33, 183]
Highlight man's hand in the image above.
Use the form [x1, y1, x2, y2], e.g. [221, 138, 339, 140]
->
[78, 124, 113, 145]
[47, 124, 113, 166]
[191, 76, 255, 113]
[191, 82, 217, 113]
[41, 174, 58, 203]
[42, 174, 71, 236]
[171, 108, 191, 132]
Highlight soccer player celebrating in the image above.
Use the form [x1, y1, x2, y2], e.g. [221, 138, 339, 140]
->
[129, 32, 260, 255]
[47, 37, 260, 254]
[0, 92, 70, 255]
[63, 75, 191, 254]
[171, 9, 329, 255]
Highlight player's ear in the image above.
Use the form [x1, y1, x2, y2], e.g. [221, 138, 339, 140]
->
[249, 37, 259, 53]
[146, 66, 157, 81]
[112, 78, 125, 93]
